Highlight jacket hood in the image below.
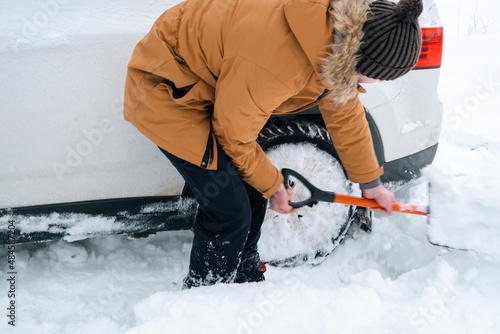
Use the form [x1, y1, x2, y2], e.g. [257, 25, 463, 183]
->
[321, 0, 372, 106]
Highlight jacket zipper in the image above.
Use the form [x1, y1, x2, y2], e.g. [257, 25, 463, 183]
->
[201, 134, 213, 168]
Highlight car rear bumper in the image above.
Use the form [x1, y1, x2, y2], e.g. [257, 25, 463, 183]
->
[381, 143, 438, 183]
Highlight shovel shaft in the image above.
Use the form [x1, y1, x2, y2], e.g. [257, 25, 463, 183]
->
[334, 194, 428, 216]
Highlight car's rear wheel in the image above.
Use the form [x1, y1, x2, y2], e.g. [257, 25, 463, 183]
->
[257, 119, 355, 266]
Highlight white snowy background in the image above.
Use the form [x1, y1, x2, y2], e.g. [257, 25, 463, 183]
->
[2, 0, 500, 333]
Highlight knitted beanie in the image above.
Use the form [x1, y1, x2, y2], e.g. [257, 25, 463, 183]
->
[356, 0, 423, 81]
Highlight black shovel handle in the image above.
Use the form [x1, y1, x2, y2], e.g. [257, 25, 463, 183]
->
[282, 168, 336, 209]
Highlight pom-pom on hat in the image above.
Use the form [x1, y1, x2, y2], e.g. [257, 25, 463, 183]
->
[356, 0, 424, 80]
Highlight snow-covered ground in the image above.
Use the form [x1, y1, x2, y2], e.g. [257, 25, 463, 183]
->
[2, 0, 500, 333]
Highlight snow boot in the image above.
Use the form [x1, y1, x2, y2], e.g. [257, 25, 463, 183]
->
[234, 261, 266, 284]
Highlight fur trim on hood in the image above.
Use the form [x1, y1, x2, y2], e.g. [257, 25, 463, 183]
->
[320, 0, 372, 106]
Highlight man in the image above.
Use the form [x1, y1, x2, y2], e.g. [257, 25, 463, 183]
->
[124, 0, 423, 288]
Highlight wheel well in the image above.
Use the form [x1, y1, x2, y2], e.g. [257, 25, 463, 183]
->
[264, 106, 385, 168]
[259, 114, 339, 160]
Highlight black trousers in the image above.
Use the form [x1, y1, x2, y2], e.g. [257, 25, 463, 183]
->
[159, 144, 268, 288]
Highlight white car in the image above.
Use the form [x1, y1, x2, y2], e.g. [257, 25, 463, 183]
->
[0, 0, 443, 264]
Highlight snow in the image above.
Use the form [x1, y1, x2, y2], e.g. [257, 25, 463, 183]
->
[401, 120, 430, 134]
[2, 0, 500, 333]
[0, 197, 197, 243]
[4, 212, 121, 240]
[425, 160, 500, 256]
[0, 0, 171, 52]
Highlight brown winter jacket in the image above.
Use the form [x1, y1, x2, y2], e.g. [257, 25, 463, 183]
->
[124, 0, 383, 198]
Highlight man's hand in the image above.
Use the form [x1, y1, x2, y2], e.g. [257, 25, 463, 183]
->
[362, 185, 395, 216]
[269, 184, 298, 214]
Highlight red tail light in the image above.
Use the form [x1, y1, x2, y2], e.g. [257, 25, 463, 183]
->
[414, 27, 443, 69]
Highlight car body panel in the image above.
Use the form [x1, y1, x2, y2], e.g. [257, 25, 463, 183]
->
[0, 34, 185, 209]
[361, 68, 443, 162]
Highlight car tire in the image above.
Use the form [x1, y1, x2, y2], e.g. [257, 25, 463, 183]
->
[257, 119, 356, 267]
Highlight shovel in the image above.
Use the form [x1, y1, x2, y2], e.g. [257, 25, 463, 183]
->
[282, 168, 428, 215]
[282, 168, 500, 256]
